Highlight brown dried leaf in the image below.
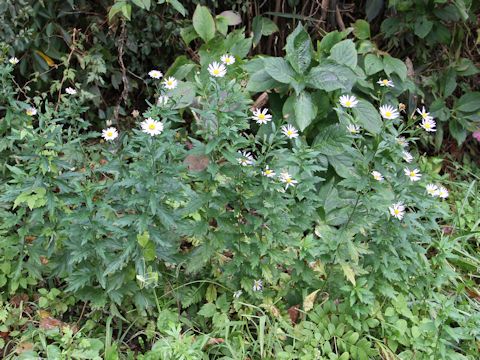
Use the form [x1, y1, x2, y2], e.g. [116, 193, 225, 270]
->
[207, 338, 225, 345]
[184, 154, 209, 172]
[288, 305, 300, 324]
[39, 317, 63, 330]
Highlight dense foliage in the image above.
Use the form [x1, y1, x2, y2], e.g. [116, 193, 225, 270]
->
[1, 1, 479, 359]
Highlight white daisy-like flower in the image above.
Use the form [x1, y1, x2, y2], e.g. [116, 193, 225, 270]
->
[281, 124, 299, 139]
[404, 168, 421, 182]
[377, 79, 394, 87]
[208, 61, 227, 78]
[65, 87, 77, 95]
[416, 106, 433, 120]
[233, 290, 243, 298]
[402, 151, 413, 163]
[252, 108, 272, 125]
[101, 127, 119, 141]
[438, 186, 449, 199]
[157, 95, 169, 107]
[346, 124, 361, 134]
[339, 94, 358, 108]
[26, 107, 37, 116]
[261, 165, 276, 178]
[420, 118, 436, 132]
[220, 54, 235, 65]
[9, 57, 19, 65]
[371, 170, 384, 181]
[379, 105, 400, 120]
[389, 202, 405, 220]
[141, 117, 164, 136]
[237, 151, 254, 166]
[396, 136, 409, 148]
[252, 279, 263, 292]
[426, 184, 439, 197]
[163, 77, 178, 90]
[279, 171, 298, 189]
[148, 70, 163, 79]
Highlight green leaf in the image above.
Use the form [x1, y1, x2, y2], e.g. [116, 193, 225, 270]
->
[365, 0, 383, 21]
[449, 120, 467, 145]
[307, 63, 357, 92]
[263, 57, 296, 84]
[131, 0, 151, 10]
[180, 25, 198, 44]
[218, 10, 242, 25]
[329, 40, 357, 69]
[314, 124, 349, 156]
[252, 16, 279, 45]
[352, 99, 383, 134]
[455, 92, 480, 113]
[215, 16, 229, 36]
[167, 0, 186, 16]
[294, 92, 317, 131]
[341, 264, 356, 286]
[364, 54, 383, 75]
[198, 303, 217, 317]
[353, 20, 370, 40]
[137, 231, 150, 247]
[192, 5, 216, 42]
[246, 70, 281, 92]
[318, 31, 346, 55]
[383, 56, 407, 81]
[414, 16, 433, 38]
[285, 24, 312, 73]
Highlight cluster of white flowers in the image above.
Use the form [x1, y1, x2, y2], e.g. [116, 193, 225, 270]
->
[416, 106, 436, 132]
[148, 69, 178, 90]
[65, 87, 77, 95]
[426, 184, 449, 199]
[207, 54, 234, 78]
[260, 166, 298, 190]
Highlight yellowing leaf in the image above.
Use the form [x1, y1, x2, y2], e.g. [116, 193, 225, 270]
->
[303, 289, 320, 312]
[35, 50, 55, 67]
[341, 264, 356, 286]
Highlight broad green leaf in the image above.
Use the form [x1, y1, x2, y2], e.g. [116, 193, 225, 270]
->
[246, 70, 280, 92]
[198, 303, 217, 317]
[364, 54, 383, 75]
[317, 31, 346, 55]
[167, 0, 186, 16]
[383, 56, 407, 81]
[263, 57, 296, 84]
[294, 92, 317, 131]
[307, 62, 357, 92]
[285, 23, 312, 73]
[137, 231, 150, 247]
[215, 16, 229, 36]
[353, 20, 370, 40]
[352, 99, 382, 134]
[455, 92, 480, 112]
[218, 10, 242, 25]
[192, 5, 216, 42]
[131, 0, 151, 10]
[365, 0, 383, 20]
[252, 16, 279, 45]
[180, 25, 198, 44]
[314, 124, 349, 156]
[449, 119, 467, 145]
[414, 16, 433, 38]
[329, 40, 357, 69]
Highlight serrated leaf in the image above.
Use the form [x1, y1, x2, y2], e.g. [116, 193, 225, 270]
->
[294, 91, 317, 131]
[455, 92, 480, 113]
[352, 99, 382, 134]
[364, 54, 383, 75]
[341, 264, 356, 286]
[329, 40, 357, 69]
[307, 63, 357, 92]
[285, 23, 312, 73]
[264, 57, 296, 84]
[198, 303, 217, 317]
[193, 5, 216, 42]
[314, 124, 349, 156]
[383, 56, 407, 81]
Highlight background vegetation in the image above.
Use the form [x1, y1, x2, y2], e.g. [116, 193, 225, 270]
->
[0, 0, 479, 359]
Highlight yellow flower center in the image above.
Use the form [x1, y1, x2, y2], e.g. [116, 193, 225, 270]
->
[410, 171, 415, 177]
[106, 131, 113, 137]
[213, 69, 220, 75]
[258, 114, 265, 120]
[394, 209, 400, 215]
[385, 111, 392, 117]
[167, 81, 173, 86]
[424, 123, 431, 128]
[345, 101, 352, 107]
[383, 80, 389, 85]
[225, 58, 231, 64]
[287, 130, 293, 136]
[149, 124, 156, 130]
[285, 178, 292, 183]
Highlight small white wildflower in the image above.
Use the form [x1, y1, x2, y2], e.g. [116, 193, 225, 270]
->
[438, 186, 449, 199]
[426, 184, 439, 197]
[420, 118, 436, 132]
[416, 106, 433, 120]
[65, 87, 77, 95]
[208, 61, 227, 77]
[26, 107, 37, 116]
[252, 108, 272, 125]
[404, 168, 421, 182]
[252, 279, 263, 292]
[9, 57, 19, 65]
[377, 79, 394, 87]
[371, 171, 384, 181]
[101, 127, 119, 141]
[402, 151, 413, 163]
[237, 151, 254, 166]
[281, 124, 299, 139]
[141, 117, 164, 136]
[261, 165, 276, 178]
[279, 171, 298, 190]
[339, 94, 358, 108]
[163, 77, 178, 90]
[148, 70, 163, 79]
[379, 105, 400, 120]
[220, 54, 235, 65]
[106, 119, 113, 126]
[157, 95, 169, 107]
[389, 202, 405, 220]
[346, 124, 361, 134]
[233, 290, 243, 298]
[396, 136, 409, 147]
